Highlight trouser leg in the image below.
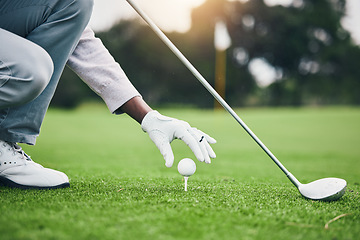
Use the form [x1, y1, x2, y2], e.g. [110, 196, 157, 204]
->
[0, 0, 94, 144]
[0, 28, 54, 108]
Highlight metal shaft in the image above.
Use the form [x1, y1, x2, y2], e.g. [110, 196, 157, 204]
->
[125, 0, 301, 188]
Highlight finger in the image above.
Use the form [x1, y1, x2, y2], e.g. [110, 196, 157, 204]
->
[161, 142, 174, 168]
[196, 128, 217, 144]
[193, 128, 217, 160]
[201, 142, 211, 164]
[149, 131, 174, 167]
[205, 134, 217, 144]
[190, 129, 211, 164]
[176, 128, 205, 162]
[204, 140, 216, 159]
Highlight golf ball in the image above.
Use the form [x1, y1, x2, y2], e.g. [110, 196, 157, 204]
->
[177, 158, 196, 176]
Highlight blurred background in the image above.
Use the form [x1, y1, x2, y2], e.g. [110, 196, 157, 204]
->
[51, 0, 360, 109]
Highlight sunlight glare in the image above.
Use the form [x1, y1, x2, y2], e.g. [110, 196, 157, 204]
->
[90, 0, 206, 32]
[139, 0, 206, 33]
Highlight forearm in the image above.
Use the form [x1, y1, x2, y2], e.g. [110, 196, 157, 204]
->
[119, 96, 152, 124]
[68, 27, 152, 123]
[67, 27, 140, 114]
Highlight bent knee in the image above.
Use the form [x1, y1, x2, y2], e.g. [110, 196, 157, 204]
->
[24, 45, 53, 92]
[12, 45, 54, 104]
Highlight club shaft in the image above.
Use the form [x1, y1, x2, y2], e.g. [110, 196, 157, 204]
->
[126, 0, 301, 188]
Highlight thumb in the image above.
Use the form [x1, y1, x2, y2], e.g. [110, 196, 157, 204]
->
[158, 140, 174, 168]
[163, 147, 174, 168]
[149, 131, 174, 168]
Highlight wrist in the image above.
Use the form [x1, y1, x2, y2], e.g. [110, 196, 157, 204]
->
[141, 110, 160, 131]
[120, 96, 152, 123]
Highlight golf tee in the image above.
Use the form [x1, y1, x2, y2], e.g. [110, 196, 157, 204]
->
[184, 177, 189, 191]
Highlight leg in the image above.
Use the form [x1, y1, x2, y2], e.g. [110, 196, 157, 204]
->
[0, 28, 53, 108]
[0, 0, 94, 144]
[0, 0, 93, 189]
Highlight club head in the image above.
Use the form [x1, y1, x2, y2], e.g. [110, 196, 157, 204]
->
[298, 178, 347, 201]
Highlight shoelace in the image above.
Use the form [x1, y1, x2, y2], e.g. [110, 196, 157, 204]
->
[6, 142, 32, 161]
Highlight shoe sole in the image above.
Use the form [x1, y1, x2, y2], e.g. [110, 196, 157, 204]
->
[0, 176, 70, 190]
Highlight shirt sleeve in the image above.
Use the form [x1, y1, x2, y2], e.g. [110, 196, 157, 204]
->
[67, 27, 141, 114]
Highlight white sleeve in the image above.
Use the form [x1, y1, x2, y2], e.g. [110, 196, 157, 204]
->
[67, 27, 141, 114]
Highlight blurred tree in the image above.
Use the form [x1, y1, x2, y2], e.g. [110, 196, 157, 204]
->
[51, 0, 360, 109]
[226, 0, 360, 105]
[97, 19, 220, 108]
[189, 0, 258, 106]
[51, 67, 99, 108]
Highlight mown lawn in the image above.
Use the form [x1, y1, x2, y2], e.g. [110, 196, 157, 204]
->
[1, 105, 359, 240]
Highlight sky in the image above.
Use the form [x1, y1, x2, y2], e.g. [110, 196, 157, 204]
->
[89, 0, 206, 33]
[89, 0, 360, 87]
[89, 0, 360, 45]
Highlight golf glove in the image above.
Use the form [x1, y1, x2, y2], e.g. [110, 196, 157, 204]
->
[141, 110, 216, 167]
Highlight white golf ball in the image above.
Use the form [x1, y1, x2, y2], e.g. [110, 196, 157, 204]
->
[177, 158, 196, 176]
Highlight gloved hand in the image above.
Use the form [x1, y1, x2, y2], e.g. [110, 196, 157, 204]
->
[141, 110, 216, 167]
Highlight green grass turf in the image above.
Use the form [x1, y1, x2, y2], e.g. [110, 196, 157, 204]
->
[1, 105, 359, 240]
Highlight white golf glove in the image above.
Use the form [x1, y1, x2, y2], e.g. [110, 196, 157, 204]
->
[141, 110, 216, 167]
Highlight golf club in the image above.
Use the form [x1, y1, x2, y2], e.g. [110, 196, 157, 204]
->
[125, 0, 347, 201]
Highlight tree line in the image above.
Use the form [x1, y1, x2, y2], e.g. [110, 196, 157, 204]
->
[52, 0, 360, 109]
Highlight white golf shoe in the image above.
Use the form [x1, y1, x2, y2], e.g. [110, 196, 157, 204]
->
[0, 140, 69, 189]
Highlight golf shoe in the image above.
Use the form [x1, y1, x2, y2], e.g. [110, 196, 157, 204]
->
[0, 140, 69, 189]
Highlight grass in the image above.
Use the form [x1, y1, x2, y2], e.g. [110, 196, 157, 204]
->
[1, 104, 359, 240]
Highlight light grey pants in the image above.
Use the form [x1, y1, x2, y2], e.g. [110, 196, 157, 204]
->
[0, 0, 93, 144]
